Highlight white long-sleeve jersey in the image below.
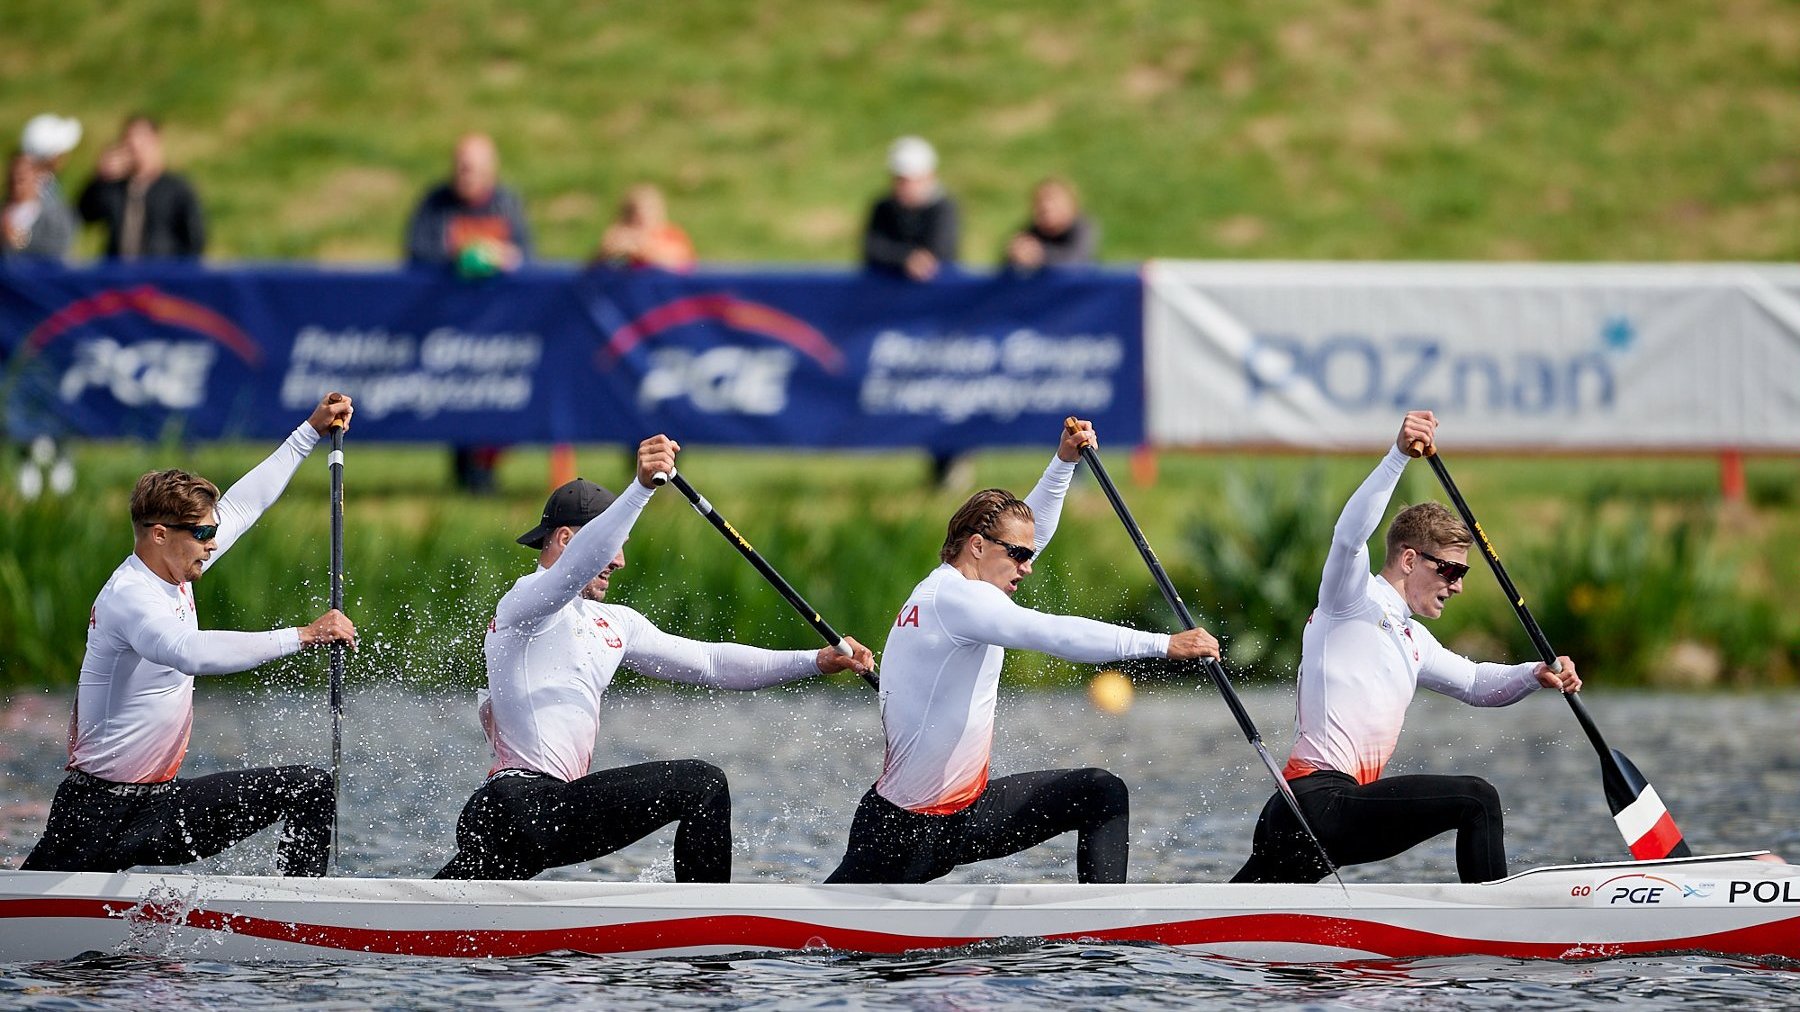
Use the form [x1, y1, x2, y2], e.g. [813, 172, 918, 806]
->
[1283, 445, 1541, 785]
[69, 423, 320, 783]
[874, 457, 1171, 814]
[480, 480, 822, 783]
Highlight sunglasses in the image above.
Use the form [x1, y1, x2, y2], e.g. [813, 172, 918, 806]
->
[981, 533, 1036, 565]
[1412, 548, 1470, 583]
[143, 521, 220, 542]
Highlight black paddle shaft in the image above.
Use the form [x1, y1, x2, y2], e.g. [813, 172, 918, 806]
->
[1417, 446, 1682, 847]
[1077, 442, 1342, 883]
[657, 469, 877, 690]
[327, 424, 346, 872]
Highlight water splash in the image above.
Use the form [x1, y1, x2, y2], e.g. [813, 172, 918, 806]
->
[114, 880, 214, 956]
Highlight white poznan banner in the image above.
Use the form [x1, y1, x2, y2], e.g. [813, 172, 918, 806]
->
[1145, 261, 1800, 451]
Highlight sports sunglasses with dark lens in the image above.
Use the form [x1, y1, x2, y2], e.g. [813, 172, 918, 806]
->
[981, 534, 1035, 564]
[1413, 548, 1470, 582]
[143, 521, 221, 542]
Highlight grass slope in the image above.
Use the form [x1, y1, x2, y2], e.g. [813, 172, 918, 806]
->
[2, 1, 1795, 263]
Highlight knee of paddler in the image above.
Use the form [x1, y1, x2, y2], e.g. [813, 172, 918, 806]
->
[286, 765, 335, 803]
[1074, 767, 1129, 813]
[672, 759, 731, 804]
[1455, 775, 1502, 816]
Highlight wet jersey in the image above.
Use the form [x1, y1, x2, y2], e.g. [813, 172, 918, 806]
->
[1283, 446, 1541, 785]
[69, 423, 321, 783]
[481, 480, 821, 783]
[874, 457, 1171, 814]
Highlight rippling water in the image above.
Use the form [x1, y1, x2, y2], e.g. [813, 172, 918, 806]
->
[4, 683, 1799, 1007]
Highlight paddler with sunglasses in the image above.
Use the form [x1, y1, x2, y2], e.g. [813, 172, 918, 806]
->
[1231, 410, 1581, 885]
[826, 418, 1221, 884]
[22, 394, 358, 876]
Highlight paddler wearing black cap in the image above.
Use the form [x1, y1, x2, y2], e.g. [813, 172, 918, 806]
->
[435, 434, 875, 881]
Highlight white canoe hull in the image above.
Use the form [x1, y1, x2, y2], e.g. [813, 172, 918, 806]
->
[2, 853, 1796, 963]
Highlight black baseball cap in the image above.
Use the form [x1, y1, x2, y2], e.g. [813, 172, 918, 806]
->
[516, 478, 617, 549]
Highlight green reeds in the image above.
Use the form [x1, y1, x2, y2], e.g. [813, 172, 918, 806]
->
[3, 447, 1795, 690]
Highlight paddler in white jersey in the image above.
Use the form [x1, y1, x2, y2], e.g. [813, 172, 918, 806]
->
[1231, 410, 1581, 884]
[435, 434, 875, 881]
[21, 394, 358, 877]
[825, 419, 1221, 884]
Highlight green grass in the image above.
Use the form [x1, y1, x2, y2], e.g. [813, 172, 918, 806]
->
[6, 8, 1796, 687]
[3, 442, 1796, 690]
[3, 1, 1796, 264]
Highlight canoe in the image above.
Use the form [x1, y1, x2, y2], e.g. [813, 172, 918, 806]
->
[2, 852, 1796, 963]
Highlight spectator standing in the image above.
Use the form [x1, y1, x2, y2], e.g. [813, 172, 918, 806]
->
[1003, 177, 1097, 272]
[862, 136, 958, 282]
[4, 150, 76, 261]
[403, 133, 531, 494]
[592, 184, 695, 271]
[77, 115, 205, 259]
[404, 133, 532, 277]
[20, 113, 82, 205]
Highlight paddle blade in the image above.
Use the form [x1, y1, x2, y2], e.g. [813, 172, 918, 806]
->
[1607, 750, 1690, 860]
[1598, 747, 1648, 814]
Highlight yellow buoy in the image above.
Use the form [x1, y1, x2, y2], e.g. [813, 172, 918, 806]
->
[1088, 670, 1133, 715]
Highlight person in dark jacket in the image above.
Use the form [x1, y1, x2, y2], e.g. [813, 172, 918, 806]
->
[862, 136, 958, 282]
[404, 132, 532, 275]
[402, 133, 533, 493]
[77, 115, 205, 260]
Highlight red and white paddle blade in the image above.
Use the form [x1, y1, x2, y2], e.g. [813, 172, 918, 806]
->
[1616, 785, 1688, 860]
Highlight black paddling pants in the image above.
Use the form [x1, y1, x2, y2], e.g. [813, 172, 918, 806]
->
[1230, 770, 1508, 884]
[434, 759, 732, 881]
[22, 766, 334, 876]
[825, 767, 1131, 884]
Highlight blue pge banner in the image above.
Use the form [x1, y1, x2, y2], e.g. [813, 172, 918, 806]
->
[0, 264, 1143, 449]
[578, 268, 1143, 450]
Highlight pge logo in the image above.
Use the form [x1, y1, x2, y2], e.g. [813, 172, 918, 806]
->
[21, 285, 261, 410]
[1596, 873, 1680, 905]
[59, 338, 217, 408]
[637, 346, 795, 416]
[598, 293, 843, 417]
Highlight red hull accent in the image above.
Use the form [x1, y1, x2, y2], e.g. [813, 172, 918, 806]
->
[5, 897, 1798, 961]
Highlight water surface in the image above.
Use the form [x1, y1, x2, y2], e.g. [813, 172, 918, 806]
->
[3, 684, 1797, 1007]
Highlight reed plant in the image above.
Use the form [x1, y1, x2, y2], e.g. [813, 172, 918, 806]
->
[0, 446, 1138, 690]
[1517, 499, 1793, 687]
[3, 445, 1795, 691]
[1160, 470, 1798, 689]
[1175, 466, 1337, 679]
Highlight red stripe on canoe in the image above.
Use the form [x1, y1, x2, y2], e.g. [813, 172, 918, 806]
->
[4, 898, 1799, 960]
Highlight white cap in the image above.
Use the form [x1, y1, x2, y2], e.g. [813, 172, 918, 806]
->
[21, 114, 82, 159]
[887, 135, 937, 178]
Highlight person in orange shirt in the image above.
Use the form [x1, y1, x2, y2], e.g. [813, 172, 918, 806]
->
[592, 184, 694, 271]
